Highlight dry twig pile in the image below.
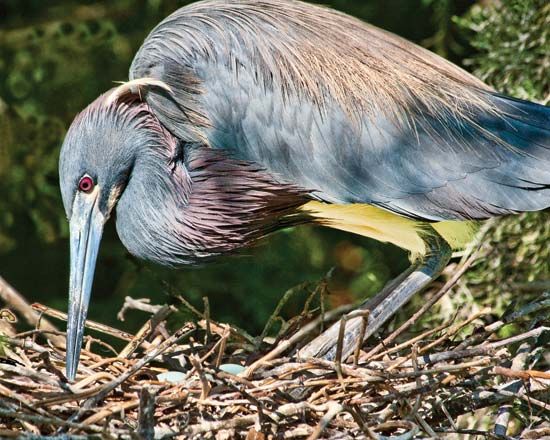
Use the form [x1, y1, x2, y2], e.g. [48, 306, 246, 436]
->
[0, 262, 548, 439]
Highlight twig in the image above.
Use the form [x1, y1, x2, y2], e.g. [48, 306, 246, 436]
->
[138, 386, 160, 439]
[388, 326, 547, 368]
[387, 308, 491, 371]
[335, 315, 347, 383]
[69, 323, 195, 422]
[81, 400, 139, 426]
[118, 304, 174, 358]
[493, 366, 550, 380]
[32, 303, 135, 341]
[0, 408, 102, 433]
[214, 325, 230, 368]
[175, 294, 204, 319]
[243, 304, 354, 377]
[0, 262, 546, 439]
[370, 322, 449, 361]
[370, 421, 420, 440]
[256, 282, 309, 348]
[427, 378, 550, 424]
[0, 362, 70, 389]
[364, 249, 479, 361]
[494, 342, 531, 438]
[185, 414, 258, 436]
[0, 277, 63, 346]
[353, 311, 369, 366]
[203, 296, 211, 344]
[454, 293, 550, 351]
[117, 296, 163, 321]
[6, 335, 54, 354]
[307, 401, 343, 440]
[190, 355, 212, 401]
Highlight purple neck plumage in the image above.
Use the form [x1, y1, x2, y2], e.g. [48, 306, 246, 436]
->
[110, 98, 310, 266]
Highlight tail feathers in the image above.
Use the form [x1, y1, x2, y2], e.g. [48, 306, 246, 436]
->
[486, 93, 550, 163]
[380, 92, 550, 221]
[441, 92, 550, 217]
[490, 93, 550, 131]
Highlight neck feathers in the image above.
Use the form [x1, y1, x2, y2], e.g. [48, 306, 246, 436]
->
[116, 144, 310, 265]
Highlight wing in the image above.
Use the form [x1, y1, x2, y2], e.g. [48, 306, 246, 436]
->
[130, 0, 550, 221]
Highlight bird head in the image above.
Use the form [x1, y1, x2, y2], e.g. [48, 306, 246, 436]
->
[59, 80, 176, 381]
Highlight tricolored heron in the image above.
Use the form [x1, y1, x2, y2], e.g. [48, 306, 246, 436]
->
[59, 0, 550, 380]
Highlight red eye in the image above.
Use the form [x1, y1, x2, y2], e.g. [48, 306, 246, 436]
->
[78, 175, 94, 193]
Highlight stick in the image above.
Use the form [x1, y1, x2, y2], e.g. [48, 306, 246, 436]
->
[190, 355, 212, 401]
[307, 401, 343, 440]
[387, 326, 547, 368]
[118, 304, 174, 358]
[32, 303, 135, 341]
[138, 386, 160, 439]
[494, 343, 531, 438]
[387, 308, 491, 371]
[427, 379, 550, 424]
[493, 366, 550, 380]
[0, 277, 63, 346]
[0, 408, 102, 434]
[256, 282, 309, 348]
[364, 250, 478, 361]
[454, 293, 550, 351]
[242, 304, 354, 377]
[335, 315, 347, 383]
[353, 311, 369, 366]
[185, 414, 258, 436]
[117, 296, 163, 321]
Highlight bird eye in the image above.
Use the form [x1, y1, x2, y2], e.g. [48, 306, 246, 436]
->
[78, 175, 94, 193]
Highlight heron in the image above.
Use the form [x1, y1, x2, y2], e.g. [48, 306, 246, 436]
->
[59, 0, 550, 380]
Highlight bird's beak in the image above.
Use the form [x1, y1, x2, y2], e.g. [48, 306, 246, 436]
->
[66, 187, 104, 381]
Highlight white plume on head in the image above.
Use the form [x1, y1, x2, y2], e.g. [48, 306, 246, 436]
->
[106, 77, 172, 106]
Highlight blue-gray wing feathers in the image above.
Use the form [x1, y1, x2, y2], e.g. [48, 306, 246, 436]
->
[130, 0, 550, 222]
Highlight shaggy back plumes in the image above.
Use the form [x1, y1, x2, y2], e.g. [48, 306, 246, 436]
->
[131, 0, 494, 130]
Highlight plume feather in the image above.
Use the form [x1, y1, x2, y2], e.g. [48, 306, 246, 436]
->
[106, 78, 172, 106]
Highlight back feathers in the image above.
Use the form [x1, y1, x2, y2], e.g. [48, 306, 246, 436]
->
[129, 0, 550, 221]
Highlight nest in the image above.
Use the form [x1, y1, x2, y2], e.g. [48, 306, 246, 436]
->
[0, 258, 549, 439]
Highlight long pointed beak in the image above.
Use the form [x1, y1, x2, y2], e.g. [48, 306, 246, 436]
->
[66, 188, 104, 381]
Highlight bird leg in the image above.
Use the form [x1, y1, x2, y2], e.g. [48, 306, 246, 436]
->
[298, 232, 452, 361]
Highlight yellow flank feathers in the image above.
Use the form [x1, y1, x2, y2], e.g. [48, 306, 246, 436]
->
[431, 220, 479, 251]
[300, 201, 478, 256]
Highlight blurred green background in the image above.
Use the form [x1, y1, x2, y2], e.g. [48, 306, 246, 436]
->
[0, 0, 548, 335]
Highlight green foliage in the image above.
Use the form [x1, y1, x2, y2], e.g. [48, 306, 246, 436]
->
[0, 3, 151, 252]
[456, 0, 549, 103]
[465, 214, 549, 310]
[452, 0, 550, 314]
